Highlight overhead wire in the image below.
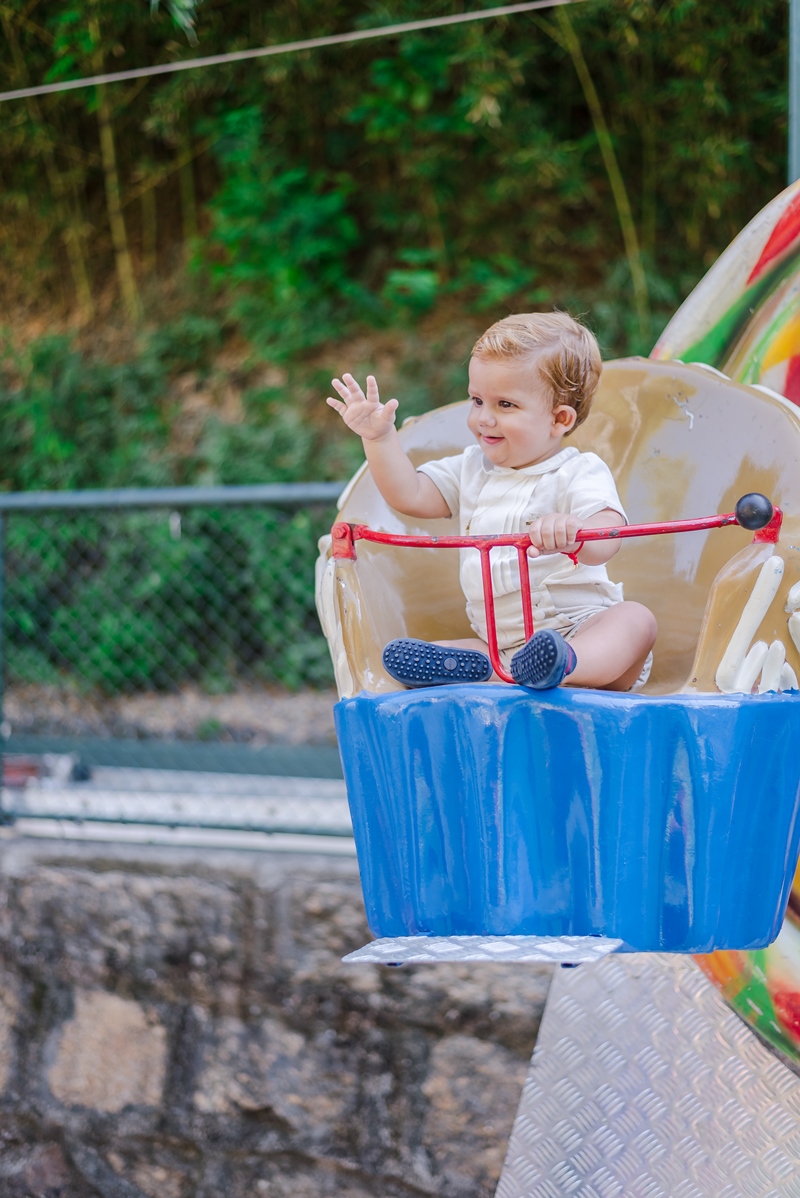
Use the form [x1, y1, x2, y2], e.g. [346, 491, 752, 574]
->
[0, 0, 585, 105]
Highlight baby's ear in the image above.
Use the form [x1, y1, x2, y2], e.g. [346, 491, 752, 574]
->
[553, 404, 577, 432]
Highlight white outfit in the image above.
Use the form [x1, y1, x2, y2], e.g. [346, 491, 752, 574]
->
[418, 444, 649, 681]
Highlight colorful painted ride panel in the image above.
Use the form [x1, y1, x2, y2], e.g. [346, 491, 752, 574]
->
[698, 912, 800, 1069]
[653, 179, 800, 403]
[652, 181, 800, 1068]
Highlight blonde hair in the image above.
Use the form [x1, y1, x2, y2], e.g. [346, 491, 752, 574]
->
[471, 312, 602, 432]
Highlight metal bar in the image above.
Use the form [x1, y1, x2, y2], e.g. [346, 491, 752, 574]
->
[343, 500, 779, 684]
[0, 808, 354, 838]
[0, 482, 344, 513]
[480, 546, 514, 683]
[2, 821, 358, 855]
[517, 544, 535, 642]
[0, 0, 585, 106]
[1, 774, 353, 837]
[351, 509, 745, 552]
[792, 0, 800, 183]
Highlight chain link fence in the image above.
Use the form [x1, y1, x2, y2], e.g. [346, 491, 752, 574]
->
[0, 485, 345, 822]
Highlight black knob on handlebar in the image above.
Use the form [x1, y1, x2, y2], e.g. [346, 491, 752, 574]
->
[734, 493, 774, 530]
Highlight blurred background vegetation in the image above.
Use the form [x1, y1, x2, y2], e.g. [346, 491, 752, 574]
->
[0, 0, 790, 690]
[0, 0, 789, 493]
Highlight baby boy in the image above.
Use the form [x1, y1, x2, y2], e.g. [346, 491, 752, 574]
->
[327, 312, 656, 691]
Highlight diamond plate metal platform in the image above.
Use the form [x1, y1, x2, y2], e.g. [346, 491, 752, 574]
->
[343, 935, 622, 965]
[496, 953, 800, 1198]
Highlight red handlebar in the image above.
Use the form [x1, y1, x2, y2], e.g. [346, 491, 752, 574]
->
[331, 501, 783, 684]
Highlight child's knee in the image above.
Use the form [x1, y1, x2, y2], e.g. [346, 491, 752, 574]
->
[628, 601, 658, 647]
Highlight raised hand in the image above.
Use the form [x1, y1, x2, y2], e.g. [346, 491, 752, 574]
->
[327, 373, 399, 441]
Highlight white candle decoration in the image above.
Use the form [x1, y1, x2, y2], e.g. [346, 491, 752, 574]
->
[732, 640, 768, 694]
[785, 580, 800, 613]
[790, 612, 800, 656]
[716, 556, 785, 693]
[758, 640, 786, 694]
[780, 662, 799, 692]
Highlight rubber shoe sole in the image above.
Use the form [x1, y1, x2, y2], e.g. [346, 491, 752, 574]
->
[510, 630, 576, 689]
[383, 638, 492, 688]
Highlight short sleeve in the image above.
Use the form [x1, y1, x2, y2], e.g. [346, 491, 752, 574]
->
[416, 453, 465, 518]
[561, 452, 627, 524]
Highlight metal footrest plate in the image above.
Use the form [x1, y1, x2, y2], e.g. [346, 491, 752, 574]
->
[343, 935, 622, 965]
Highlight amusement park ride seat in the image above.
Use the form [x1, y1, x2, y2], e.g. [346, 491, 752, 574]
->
[317, 356, 800, 959]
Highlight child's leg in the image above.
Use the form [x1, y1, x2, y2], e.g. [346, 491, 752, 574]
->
[564, 602, 657, 691]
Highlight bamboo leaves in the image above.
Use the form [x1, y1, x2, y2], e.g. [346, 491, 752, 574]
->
[0, 0, 789, 354]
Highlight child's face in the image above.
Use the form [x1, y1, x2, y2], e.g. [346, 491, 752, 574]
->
[467, 356, 577, 469]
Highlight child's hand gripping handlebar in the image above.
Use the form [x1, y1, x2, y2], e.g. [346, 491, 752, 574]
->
[331, 493, 781, 684]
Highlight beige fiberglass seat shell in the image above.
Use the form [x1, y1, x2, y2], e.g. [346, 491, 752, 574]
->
[316, 357, 800, 700]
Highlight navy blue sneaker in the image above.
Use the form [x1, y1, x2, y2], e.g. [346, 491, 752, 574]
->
[383, 638, 492, 688]
[510, 630, 577, 689]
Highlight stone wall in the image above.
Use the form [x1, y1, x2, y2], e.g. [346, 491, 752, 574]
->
[0, 836, 552, 1198]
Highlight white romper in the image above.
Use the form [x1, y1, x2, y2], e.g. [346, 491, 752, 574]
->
[418, 444, 646, 677]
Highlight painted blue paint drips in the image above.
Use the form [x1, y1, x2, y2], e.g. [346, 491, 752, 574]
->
[335, 685, 800, 953]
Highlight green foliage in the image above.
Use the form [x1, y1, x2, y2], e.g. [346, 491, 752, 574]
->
[0, 0, 792, 694]
[382, 251, 441, 314]
[5, 505, 334, 693]
[575, 254, 686, 359]
[0, 334, 169, 492]
[146, 315, 221, 373]
[150, 0, 201, 43]
[200, 107, 364, 356]
[0, 320, 368, 494]
[0, 0, 788, 345]
[456, 256, 551, 314]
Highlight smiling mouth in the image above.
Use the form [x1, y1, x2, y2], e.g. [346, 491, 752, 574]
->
[481, 434, 504, 444]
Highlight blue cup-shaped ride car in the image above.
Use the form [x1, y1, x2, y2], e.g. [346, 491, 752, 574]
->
[317, 360, 800, 958]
